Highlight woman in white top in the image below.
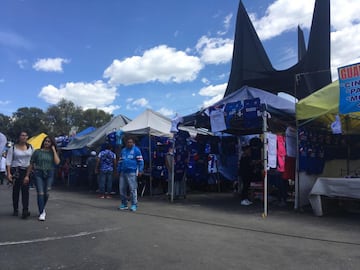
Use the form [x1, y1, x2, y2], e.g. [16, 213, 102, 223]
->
[6, 131, 34, 219]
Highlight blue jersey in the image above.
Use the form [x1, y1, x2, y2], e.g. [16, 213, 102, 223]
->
[118, 146, 144, 174]
[98, 149, 116, 172]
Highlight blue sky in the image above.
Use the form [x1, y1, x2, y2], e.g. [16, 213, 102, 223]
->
[1, 0, 360, 120]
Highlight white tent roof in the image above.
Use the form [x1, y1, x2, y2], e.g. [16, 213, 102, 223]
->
[121, 109, 173, 137]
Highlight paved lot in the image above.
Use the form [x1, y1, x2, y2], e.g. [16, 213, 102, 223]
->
[0, 184, 359, 270]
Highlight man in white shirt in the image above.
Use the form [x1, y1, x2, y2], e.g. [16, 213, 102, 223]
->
[0, 152, 6, 185]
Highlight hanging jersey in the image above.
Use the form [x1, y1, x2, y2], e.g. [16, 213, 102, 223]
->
[209, 109, 226, 133]
[207, 154, 218, 173]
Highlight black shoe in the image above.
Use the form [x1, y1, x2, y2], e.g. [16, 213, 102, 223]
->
[12, 210, 19, 216]
[21, 210, 30, 219]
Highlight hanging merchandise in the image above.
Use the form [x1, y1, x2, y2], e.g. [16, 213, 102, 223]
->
[209, 107, 227, 133]
[243, 98, 262, 129]
[266, 132, 277, 169]
[330, 114, 342, 134]
[224, 101, 243, 128]
[170, 114, 183, 133]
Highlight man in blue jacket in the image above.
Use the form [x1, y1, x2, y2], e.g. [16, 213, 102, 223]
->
[118, 137, 144, 211]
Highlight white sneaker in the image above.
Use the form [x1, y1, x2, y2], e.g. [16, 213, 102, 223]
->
[241, 199, 253, 206]
[38, 211, 46, 221]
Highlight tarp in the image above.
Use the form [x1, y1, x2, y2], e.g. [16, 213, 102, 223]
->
[121, 109, 173, 137]
[183, 85, 296, 134]
[296, 80, 360, 133]
[76, 126, 96, 137]
[28, 133, 47, 149]
[62, 114, 131, 150]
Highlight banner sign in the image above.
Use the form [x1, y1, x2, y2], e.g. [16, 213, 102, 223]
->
[338, 62, 360, 114]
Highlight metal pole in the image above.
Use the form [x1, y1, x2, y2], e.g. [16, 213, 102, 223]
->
[171, 137, 175, 202]
[148, 133, 152, 196]
[263, 111, 268, 217]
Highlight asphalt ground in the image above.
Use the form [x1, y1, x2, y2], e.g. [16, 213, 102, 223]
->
[0, 184, 360, 270]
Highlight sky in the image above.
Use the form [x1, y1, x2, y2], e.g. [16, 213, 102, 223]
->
[1, 0, 360, 120]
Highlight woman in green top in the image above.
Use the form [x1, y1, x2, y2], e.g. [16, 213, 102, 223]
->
[25, 136, 60, 221]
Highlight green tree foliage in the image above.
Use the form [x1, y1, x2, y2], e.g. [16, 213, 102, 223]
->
[0, 113, 11, 136]
[82, 108, 112, 130]
[9, 107, 47, 141]
[2, 99, 113, 141]
[45, 99, 83, 136]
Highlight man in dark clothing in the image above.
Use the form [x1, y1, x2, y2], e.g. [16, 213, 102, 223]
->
[239, 146, 253, 206]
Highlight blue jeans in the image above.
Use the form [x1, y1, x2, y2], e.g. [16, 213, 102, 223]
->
[119, 172, 138, 206]
[99, 171, 113, 195]
[34, 169, 54, 214]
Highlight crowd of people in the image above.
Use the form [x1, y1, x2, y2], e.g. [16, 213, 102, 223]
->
[0, 131, 145, 221]
[0, 129, 285, 223]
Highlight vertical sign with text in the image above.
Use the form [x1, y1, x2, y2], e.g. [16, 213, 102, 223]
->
[338, 62, 360, 114]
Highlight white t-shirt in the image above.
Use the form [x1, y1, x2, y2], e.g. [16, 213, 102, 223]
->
[0, 157, 6, 172]
[170, 115, 183, 133]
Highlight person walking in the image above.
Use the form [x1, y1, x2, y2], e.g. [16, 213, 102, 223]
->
[118, 137, 144, 212]
[239, 145, 253, 206]
[25, 136, 60, 221]
[95, 144, 116, 199]
[0, 151, 7, 185]
[6, 131, 34, 219]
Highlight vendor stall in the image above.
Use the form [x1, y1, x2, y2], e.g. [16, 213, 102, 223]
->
[296, 79, 360, 213]
[183, 85, 296, 216]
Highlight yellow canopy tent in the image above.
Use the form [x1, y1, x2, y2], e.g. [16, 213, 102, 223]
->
[28, 133, 47, 149]
[296, 80, 360, 133]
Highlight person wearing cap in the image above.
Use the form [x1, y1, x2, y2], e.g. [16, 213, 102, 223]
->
[86, 151, 98, 192]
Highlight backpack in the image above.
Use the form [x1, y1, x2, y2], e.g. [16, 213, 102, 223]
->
[100, 150, 114, 167]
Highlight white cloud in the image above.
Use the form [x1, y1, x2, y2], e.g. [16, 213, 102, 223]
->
[201, 78, 210, 85]
[103, 45, 203, 86]
[157, 107, 174, 117]
[331, 25, 360, 79]
[196, 36, 233, 64]
[0, 100, 10, 105]
[202, 94, 223, 108]
[126, 97, 150, 111]
[33, 58, 70, 72]
[198, 83, 227, 108]
[250, 0, 315, 41]
[38, 80, 119, 113]
[247, 0, 360, 80]
[217, 13, 233, 36]
[133, 98, 149, 107]
[97, 105, 121, 114]
[198, 83, 227, 97]
[17, 59, 28, 69]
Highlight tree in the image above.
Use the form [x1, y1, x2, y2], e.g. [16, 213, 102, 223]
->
[0, 113, 11, 137]
[45, 99, 83, 136]
[9, 107, 47, 141]
[82, 108, 112, 129]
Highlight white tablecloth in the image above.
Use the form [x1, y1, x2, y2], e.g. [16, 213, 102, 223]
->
[308, 177, 360, 216]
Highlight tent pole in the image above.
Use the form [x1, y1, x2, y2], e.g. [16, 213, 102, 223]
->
[149, 133, 152, 196]
[171, 137, 175, 203]
[263, 111, 268, 217]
